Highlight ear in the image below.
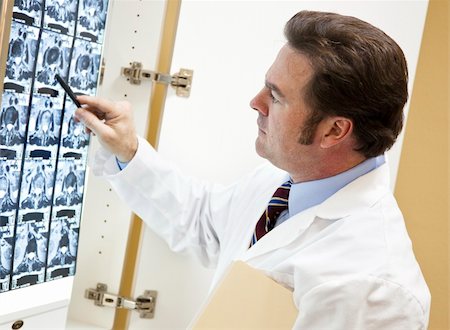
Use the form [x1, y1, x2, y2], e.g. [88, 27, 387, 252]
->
[320, 117, 353, 149]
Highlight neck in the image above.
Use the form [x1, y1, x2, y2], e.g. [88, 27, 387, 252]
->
[288, 152, 366, 183]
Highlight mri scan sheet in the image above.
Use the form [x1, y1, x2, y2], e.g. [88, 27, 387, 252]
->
[77, 0, 109, 43]
[1, 0, 109, 292]
[60, 97, 90, 152]
[0, 91, 29, 159]
[0, 159, 22, 224]
[4, 21, 40, 94]
[47, 154, 86, 281]
[34, 31, 73, 96]
[0, 224, 14, 292]
[13, 0, 44, 27]
[25, 94, 63, 152]
[11, 221, 49, 289]
[69, 39, 101, 95]
[43, 0, 78, 36]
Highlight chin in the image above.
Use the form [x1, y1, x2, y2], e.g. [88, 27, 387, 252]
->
[255, 140, 267, 159]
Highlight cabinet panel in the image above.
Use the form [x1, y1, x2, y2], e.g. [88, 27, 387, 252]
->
[66, 0, 166, 328]
[0, 302, 68, 330]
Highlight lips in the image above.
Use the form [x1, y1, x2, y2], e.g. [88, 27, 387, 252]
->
[257, 118, 266, 134]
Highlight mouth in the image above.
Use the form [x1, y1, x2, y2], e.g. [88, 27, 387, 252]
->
[257, 118, 266, 135]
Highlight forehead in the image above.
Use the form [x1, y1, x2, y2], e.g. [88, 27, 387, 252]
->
[266, 44, 313, 99]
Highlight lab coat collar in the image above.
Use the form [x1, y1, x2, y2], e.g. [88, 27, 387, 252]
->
[241, 163, 391, 261]
[315, 162, 391, 220]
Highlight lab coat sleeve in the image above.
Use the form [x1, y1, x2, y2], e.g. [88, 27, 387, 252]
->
[294, 275, 428, 330]
[91, 136, 237, 268]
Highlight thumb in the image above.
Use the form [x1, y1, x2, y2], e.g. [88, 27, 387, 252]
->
[74, 108, 110, 138]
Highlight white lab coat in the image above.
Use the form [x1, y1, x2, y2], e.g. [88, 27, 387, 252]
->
[92, 137, 430, 329]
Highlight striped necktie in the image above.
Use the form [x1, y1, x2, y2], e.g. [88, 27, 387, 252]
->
[250, 180, 292, 247]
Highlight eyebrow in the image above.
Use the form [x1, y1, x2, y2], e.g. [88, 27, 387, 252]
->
[265, 81, 285, 99]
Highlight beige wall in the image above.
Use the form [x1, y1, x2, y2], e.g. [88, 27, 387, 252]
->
[395, 0, 449, 329]
[0, 0, 13, 101]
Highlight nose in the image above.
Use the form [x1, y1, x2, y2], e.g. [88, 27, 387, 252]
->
[249, 88, 268, 116]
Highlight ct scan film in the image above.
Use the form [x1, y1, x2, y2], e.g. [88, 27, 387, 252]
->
[43, 0, 78, 36]
[34, 31, 73, 95]
[4, 21, 40, 94]
[13, 0, 44, 27]
[0, 91, 29, 157]
[77, 0, 109, 43]
[69, 39, 101, 96]
[1, 0, 109, 292]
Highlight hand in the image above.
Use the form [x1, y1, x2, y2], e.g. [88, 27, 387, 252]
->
[75, 95, 138, 162]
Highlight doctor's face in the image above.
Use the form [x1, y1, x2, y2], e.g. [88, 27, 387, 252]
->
[250, 45, 321, 177]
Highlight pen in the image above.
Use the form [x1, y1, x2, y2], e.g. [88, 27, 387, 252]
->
[55, 74, 82, 108]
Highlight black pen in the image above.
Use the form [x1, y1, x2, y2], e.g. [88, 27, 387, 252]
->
[55, 74, 82, 108]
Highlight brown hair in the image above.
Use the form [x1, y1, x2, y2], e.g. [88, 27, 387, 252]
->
[285, 11, 408, 157]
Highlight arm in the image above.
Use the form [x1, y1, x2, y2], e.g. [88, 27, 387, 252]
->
[93, 136, 237, 266]
[75, 96, 235, 267]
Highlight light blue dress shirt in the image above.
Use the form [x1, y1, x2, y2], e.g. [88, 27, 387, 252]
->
[275, 155, 385, 227]
[116, 158, 128, 170]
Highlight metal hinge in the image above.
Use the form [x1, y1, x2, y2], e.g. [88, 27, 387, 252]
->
[121, 61, 193, 97]
[85, 283, 157, 319]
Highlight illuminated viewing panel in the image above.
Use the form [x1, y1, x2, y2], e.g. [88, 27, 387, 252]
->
[0, 0, 109, 292]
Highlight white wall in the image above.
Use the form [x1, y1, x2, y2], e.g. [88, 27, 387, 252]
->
[160, 0, 428, 188]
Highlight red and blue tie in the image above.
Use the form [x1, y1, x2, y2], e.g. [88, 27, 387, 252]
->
[250, 180, 292, 247]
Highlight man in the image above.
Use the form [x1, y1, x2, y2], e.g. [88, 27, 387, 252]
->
[75, 11, 430, 329]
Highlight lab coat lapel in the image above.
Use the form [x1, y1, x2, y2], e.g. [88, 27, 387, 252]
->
[240, 163, 391, 261]
[242, 206, 319, 261]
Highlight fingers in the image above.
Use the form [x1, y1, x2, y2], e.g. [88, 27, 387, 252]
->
[80, 105, 106, 120]
[77, 95, 119, 119]
[75, 96, 136, 161]
[74, 107, 111, 138]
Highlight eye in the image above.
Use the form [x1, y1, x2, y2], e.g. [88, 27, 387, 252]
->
[270, 90, 280, 104]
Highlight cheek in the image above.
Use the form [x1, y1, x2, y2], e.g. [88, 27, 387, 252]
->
[265, 124, 291, 156]
[277, 117, 306, 149]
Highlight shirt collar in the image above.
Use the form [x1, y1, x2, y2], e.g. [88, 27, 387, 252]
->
[288, 155, 385, 217]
